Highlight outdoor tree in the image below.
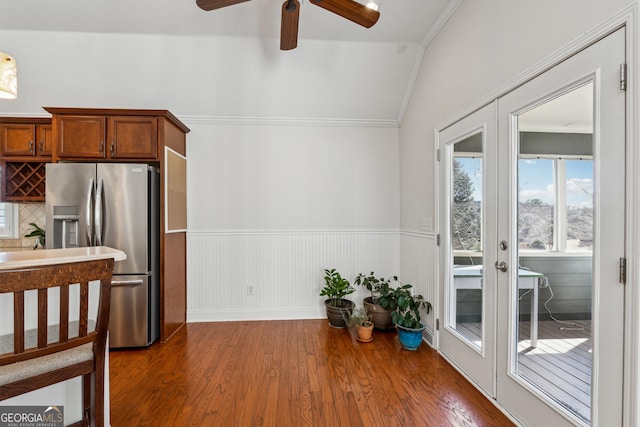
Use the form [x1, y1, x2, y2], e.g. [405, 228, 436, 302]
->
[452, 159, 481, 251]
[518, 198, 554, 249]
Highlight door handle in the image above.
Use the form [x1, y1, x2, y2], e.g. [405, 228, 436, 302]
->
[495, 261, 508, 272]
[95, 178, 103, 246]
[86, 178, 95, 246]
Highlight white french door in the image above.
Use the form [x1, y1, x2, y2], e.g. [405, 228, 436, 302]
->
[439, 28, 626, 426]
[438, 103, 498, 397]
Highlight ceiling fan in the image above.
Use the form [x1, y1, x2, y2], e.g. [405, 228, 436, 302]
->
[196, 0, 381, 50]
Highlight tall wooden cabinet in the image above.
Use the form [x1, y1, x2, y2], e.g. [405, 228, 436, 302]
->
[44, 107, 190, 343]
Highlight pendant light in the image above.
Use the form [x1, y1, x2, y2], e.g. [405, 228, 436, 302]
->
[0, 52, 17, 99]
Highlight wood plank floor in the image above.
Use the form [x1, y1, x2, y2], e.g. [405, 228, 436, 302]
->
[109, 320, 514, 427]
[456, 319, 592, 423]
[518, 319, 591, 424]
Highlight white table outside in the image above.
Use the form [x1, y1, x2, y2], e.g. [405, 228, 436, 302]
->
[452, 265, 543, 347]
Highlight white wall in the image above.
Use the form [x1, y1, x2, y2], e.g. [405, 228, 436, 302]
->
[186, 121, 401, 320]
[0, 30, 419, 122]
[187, 123, 399, 230]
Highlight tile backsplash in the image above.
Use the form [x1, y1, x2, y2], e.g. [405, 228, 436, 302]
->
[0, 202, 46, 249]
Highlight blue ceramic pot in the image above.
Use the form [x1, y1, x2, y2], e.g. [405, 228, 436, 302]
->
[397, 324, 426, 350]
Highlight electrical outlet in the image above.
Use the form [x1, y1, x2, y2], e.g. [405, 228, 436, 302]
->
[247, 285, 255, 296]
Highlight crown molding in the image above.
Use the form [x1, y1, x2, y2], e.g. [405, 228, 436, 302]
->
[179, 115, 399, 128]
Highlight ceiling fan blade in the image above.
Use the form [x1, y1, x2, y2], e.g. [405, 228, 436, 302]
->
[196, 0, 251, 12]
[280, 0, 301, 50]
[309, 0, 380, 28]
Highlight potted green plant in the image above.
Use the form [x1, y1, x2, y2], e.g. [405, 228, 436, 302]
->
[354, 272, 397, 330]
[390, 284, 432, 350]
[320, 268, 355, 328]
[343, 307, 374, 342]
[24, 223, 45, 250]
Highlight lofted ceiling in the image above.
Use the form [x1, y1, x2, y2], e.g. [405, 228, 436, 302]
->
[0, 0, 460, 47]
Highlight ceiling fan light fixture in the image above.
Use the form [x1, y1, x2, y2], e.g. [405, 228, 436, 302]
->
[0, 52, 17, 100]
[365, 1, 378, 11]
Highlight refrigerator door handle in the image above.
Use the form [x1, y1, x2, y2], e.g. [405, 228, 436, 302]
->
[86, 178, 95, 246]
[95, 178, 104, 246]
[61, 220, 67, 249]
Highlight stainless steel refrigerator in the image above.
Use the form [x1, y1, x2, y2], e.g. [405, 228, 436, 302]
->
[45, 163, 160, 348]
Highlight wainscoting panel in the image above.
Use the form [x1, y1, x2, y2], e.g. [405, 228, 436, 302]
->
[399, 230, 437, 344]
[187, 230, 400, 322]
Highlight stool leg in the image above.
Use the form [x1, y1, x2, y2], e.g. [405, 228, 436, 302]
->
[83, 374, 91, 426]
[94, 367, 104, 427]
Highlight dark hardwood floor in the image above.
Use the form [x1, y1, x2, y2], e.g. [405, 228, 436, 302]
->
[109, 320, 514, 426]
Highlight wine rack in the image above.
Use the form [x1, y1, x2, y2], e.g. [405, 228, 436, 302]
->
[3, 162, 46, 201]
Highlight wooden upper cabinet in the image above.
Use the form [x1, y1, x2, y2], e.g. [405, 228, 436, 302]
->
[56, 115, 108, 158]
[109, 116, 158, 159]
[1, 123, 35, 156]
[53, 113, 159, 161]
[37, 124, 53, 156]
[0, 120, 52, 159]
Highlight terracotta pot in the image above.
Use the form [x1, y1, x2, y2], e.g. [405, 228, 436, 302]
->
[363, 296, 393, 330]
[324, 299, 355, 328]
[396, 324, 426, 350]
[356, 321, 374, 342]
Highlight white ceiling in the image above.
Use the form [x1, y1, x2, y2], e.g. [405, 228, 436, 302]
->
[519, 83, 594, 134]
[0, 0, 459, 46]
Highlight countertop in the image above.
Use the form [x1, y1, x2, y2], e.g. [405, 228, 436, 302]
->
[0, 246, 126, 271]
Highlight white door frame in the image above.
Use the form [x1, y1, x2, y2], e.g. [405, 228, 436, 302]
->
[433, 6, 639, 426]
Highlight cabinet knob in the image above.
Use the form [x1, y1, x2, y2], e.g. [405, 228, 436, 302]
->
[39, 141, 43, 153]
[28, 141, 34, 154]
[99, 141, 104, 155]
[110, 141, 115, 156]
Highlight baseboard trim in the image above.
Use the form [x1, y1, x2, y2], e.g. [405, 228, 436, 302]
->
[188, 308, 326, 323]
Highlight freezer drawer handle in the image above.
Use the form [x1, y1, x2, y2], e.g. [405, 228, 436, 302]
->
[111, 280, 144, 287]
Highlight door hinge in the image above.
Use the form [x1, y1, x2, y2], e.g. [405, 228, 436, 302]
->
[620, 63, 627, 91]
[436, 318, 440, 331]
[436, 234, 440, 246]
[620, 257, 627, 283]
[437, 149, 441, 162]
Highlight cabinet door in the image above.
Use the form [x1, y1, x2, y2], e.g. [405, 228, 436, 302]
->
[0, 123, 35, 156]
[57, 115, 107, 158]
[36, 124, 53, 157]
[109, 116, 158, 159]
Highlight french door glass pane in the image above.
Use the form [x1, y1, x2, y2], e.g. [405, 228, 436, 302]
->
[515, 84, 593, 424]
[449, 134, 483, 349]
